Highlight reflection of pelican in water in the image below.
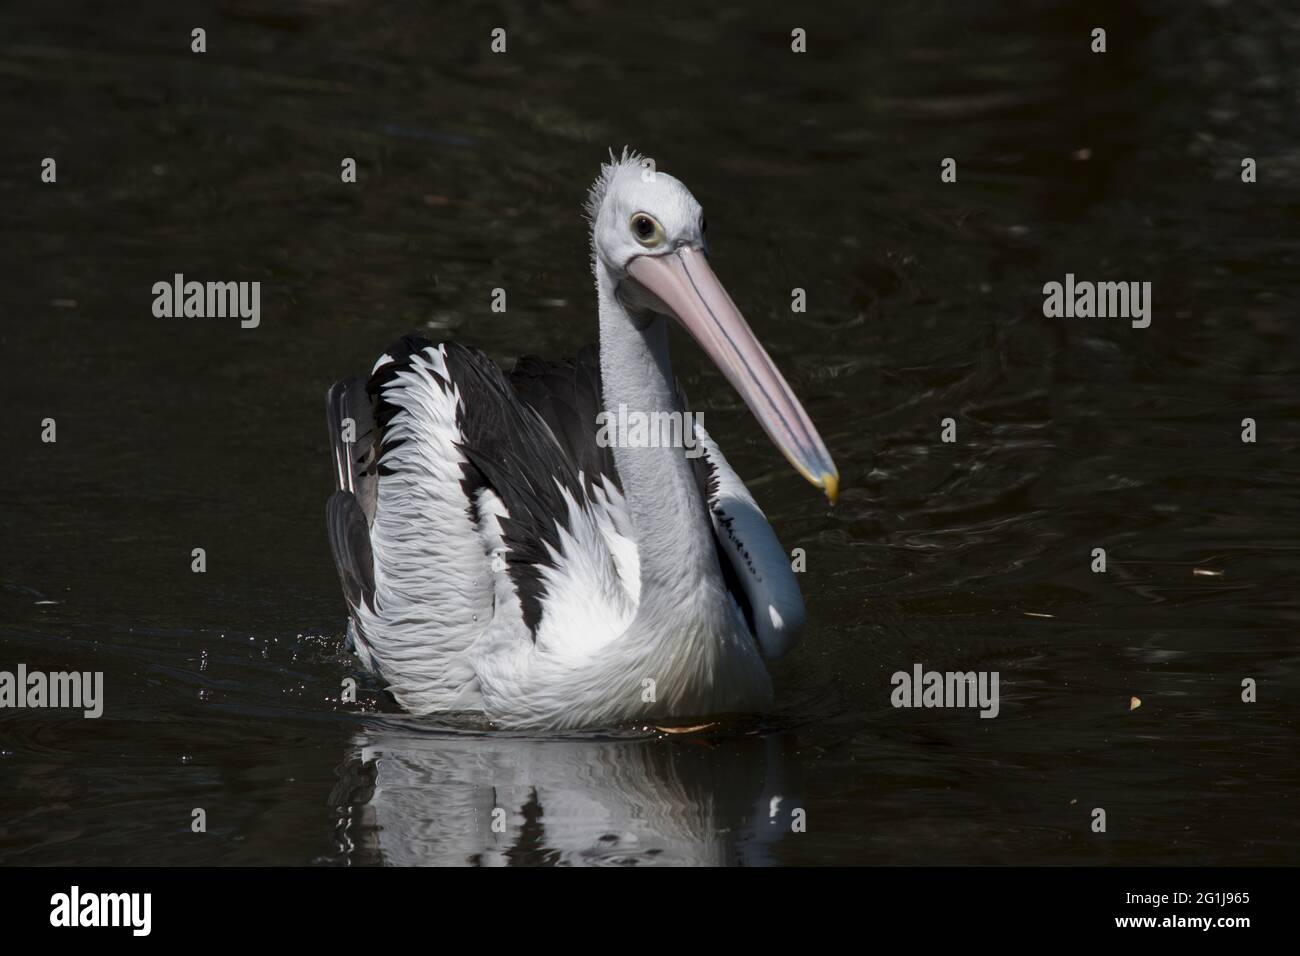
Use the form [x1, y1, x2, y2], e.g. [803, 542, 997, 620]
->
[328, 720, 803, 866]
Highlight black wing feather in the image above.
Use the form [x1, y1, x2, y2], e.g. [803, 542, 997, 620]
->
[508, 344, 618, 494]
[325, 376, 379, 624]
[326, 490, 376, 614]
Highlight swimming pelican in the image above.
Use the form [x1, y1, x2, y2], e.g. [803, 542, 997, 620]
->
[325, 149, 838, 730]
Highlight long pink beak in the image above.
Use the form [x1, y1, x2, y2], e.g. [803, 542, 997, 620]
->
[628, 247, 839, 504]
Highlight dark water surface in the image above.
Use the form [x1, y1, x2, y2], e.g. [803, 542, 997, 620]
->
[1, 1, 1297, 864]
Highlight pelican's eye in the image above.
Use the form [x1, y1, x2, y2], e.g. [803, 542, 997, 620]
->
[630, 213, 664, 247]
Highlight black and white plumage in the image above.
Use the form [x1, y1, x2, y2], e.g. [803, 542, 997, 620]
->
[326, 150, 838, 730]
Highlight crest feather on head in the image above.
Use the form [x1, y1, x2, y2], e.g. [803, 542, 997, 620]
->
[583, 146, 647, 225]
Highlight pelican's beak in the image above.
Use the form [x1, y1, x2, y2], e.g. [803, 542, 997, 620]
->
[628, 247, 839, 503]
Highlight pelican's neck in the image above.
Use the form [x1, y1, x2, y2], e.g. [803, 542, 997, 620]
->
[596, 267, 722, 619]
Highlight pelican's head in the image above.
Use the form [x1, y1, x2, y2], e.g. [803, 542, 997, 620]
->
[585, 149, 839, 504]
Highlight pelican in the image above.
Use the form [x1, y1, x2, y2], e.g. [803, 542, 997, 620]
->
[325, 150, 838, 730]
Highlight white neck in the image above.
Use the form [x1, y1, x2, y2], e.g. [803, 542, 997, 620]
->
[595, 266, 723, 622]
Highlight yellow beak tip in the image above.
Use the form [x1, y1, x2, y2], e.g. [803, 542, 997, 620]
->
[822, 473, 839, 506]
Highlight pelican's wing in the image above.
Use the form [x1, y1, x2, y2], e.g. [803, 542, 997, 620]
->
[507, 346, 642, 614]
[327, 336, 499, 711]
[326, 336, 635, 712]
[447, 342, 635, 655]
[508, 345, 617, 495]
[690, 422, 806, 660]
